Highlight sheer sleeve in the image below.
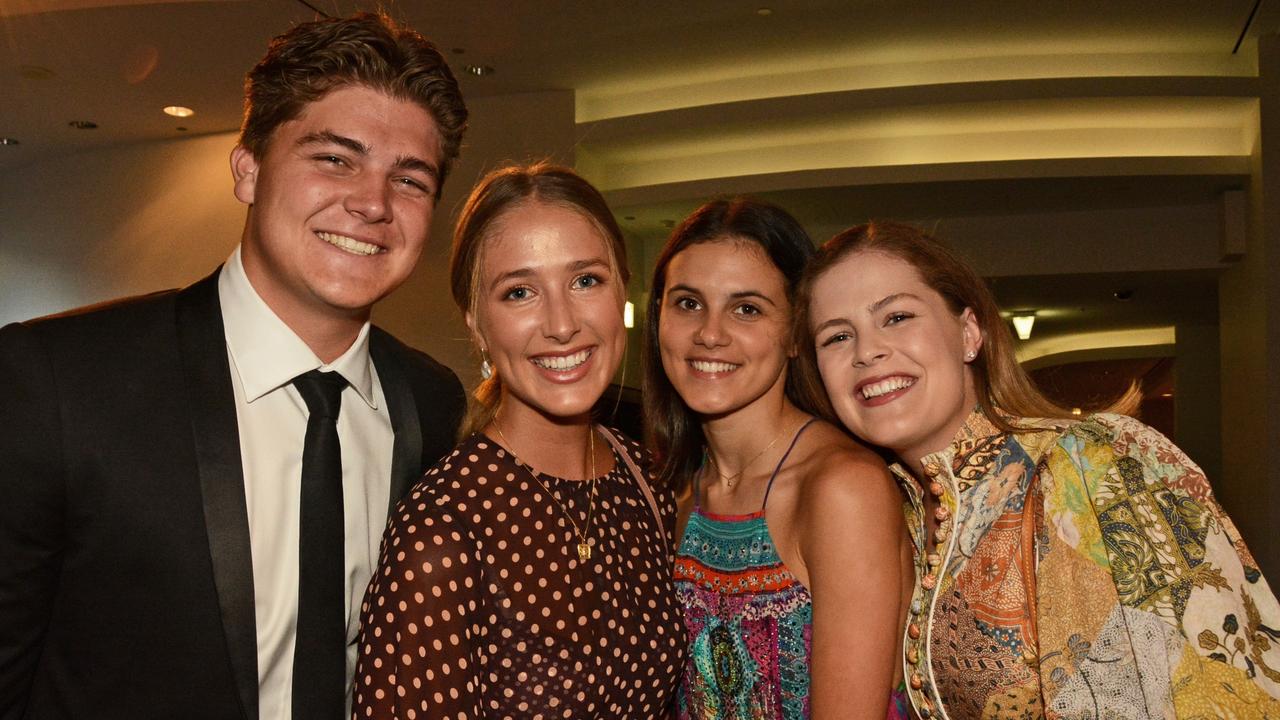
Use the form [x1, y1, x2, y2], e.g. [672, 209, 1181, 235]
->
[354, 491, 486, 720]
[1035, 414, 1280, 716]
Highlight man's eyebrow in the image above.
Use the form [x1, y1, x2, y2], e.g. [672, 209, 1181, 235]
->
[393, 154, 439, 181]
[297, 130, 367, 155]
[868, 292, 922, 314]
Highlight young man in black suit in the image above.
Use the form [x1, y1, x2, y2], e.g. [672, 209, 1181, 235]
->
[0, 13, 468, 720]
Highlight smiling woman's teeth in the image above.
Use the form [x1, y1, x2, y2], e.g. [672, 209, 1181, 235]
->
[318, 231, 381, 256]
[862, 376, 915, 399]
[533, 349, 591, 371]
[691, 360, 738, 374]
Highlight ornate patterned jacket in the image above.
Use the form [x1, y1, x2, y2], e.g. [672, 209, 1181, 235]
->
[893, 410, 1280, 719]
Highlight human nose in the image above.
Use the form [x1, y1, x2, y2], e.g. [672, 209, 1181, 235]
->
[694, 312, 729, 348]
[343, 174, 392, 223]
[541, 290, 580, 343]
[854, 331, 889, 367]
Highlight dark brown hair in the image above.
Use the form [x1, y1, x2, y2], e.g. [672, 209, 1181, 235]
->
[450, 162, 629, 435]
[793, 221, 1069, 433]
[643, 198, 816, 492]
[239, 12, 467, 190]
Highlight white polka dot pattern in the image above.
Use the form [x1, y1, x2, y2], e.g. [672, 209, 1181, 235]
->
[353, 431, 686, 719]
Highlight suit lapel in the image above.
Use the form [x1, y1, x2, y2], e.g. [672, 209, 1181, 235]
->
[370, 331, 423, 512]
[176, 271, 258, 720]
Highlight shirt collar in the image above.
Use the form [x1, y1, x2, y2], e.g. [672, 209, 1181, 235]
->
[217, 245, 378, 408]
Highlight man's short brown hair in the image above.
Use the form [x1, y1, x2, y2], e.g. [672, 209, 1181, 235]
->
[239, 12, 467, 189]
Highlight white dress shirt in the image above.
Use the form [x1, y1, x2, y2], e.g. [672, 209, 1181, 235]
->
[217, 246, 394, 719]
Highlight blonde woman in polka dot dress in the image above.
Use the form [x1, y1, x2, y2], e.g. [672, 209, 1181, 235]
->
[354, 163, 685, 719]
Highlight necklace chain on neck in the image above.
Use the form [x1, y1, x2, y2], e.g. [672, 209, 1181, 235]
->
[708, 417, 802, 490]
[493, 419, 599, 564]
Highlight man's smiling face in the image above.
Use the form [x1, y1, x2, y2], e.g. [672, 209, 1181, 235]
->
[233, 83, 443, 331]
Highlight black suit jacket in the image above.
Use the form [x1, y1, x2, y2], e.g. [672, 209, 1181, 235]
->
[0, 272, 465, 720]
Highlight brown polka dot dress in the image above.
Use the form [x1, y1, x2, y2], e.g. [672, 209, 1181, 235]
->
[353, 428, 686, 719]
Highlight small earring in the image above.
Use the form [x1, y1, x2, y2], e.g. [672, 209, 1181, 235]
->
[480, 355, 493, 380]
[965, 350, 976, 361]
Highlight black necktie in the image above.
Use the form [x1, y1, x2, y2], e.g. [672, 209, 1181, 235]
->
[291, 369, 348, 720]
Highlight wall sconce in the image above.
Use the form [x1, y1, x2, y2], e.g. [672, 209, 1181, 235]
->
[1011, 314, 1035, 340]
[624, 301, 635, 329]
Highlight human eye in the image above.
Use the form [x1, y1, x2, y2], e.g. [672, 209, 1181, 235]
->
[502, 285, 533, 302]
[572, 273, 604, 290]
[733, 303, 761, 317]
[885, 311, 915, 326]
[672, 295, 701, 312]
[392, 175, 431, 196]
[818, 330, 852, 348]
[314, 153, 349, 169]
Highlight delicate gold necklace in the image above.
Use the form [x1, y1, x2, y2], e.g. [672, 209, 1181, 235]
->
[708, 418, 802, 489]
[493, 420, 599, 563]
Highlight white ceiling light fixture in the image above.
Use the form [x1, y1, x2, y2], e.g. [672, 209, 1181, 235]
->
[163, 106, 194, 118]
[624, 301, 635, 329]
[1011, 314, 1036, 340]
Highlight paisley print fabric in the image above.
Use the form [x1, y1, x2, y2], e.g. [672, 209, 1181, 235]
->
[894, 410, 1280, 719]
[675, 508, 813, 719]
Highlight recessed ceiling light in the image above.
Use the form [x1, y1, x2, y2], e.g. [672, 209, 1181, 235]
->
[1113, 289, 1134, 302]
[0, 137, 19, 146]
[163, 105, 194, 118]
[68, 120, 98, 129]
[464, 64, 494, 77]
[756, 7, 773, 16]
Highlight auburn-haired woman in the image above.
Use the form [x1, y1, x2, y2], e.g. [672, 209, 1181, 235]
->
[354, 163, 684, 718]
[645, 199, 912, 719]
[796, 220, 1280, 718]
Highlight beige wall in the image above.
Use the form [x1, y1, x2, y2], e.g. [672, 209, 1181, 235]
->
[1219, 34, 1280, 579]
[0, 90, 577, 395]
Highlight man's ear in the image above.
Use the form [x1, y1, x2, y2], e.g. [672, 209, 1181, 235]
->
[230, 145, 260, 205]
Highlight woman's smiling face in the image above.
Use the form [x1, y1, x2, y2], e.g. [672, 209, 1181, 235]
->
[657, 239, 794, 420]
[467, 201, 625, 424]
[808, 250, 981, 464]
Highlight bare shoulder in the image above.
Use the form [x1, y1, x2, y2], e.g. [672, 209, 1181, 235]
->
[792, 421, 901, 529]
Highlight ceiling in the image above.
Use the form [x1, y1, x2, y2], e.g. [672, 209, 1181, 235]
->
[3, 0, 1276, 360]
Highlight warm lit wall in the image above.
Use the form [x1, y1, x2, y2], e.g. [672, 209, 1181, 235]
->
[0, 132, 245, 323]
[1219, 34, 1280, 580]
[0, 90, 577, 395]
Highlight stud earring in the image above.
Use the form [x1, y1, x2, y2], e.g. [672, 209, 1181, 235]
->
[965, 350, 976, 361]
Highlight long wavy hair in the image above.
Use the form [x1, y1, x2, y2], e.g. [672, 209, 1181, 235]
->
[643, 198, 817, 493]
[792, 221, 1070, 433]
[450, 162, 629, 436]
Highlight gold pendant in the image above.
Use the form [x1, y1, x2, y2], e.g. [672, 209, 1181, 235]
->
[577, 541, 591, 562]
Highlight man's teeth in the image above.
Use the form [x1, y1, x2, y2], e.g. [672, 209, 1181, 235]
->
[862, 376, 915, 399]
[533, 349, 591, 371]
[318, 231, 382, 256]
[691, 360, 738, 374]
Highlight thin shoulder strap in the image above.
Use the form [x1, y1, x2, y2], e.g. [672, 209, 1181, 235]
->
[761, 417, 817, 510]
[597, 425, 666, 546]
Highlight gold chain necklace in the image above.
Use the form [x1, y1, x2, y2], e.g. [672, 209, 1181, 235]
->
[708, 418, 802, 489]
[493, 420, 599, 563]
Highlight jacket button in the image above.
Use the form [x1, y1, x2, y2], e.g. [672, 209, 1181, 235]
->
[921, 573, 936, 590]
[910, 673, 923, 690]
[907, 647, 919, 665]
[908, 623, 921, 639]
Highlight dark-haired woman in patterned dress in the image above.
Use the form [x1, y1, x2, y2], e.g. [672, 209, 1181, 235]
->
[353, 163, 684, 719]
